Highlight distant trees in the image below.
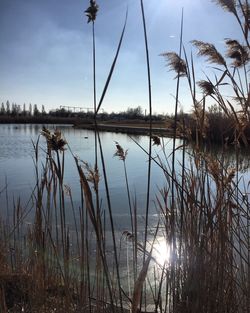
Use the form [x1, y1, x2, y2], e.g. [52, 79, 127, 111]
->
[33, 104, 39, 116]
[22, 103, 27, 116]
[11, 103, 21, 116]
[120, 106, 144, 119]
[0, 101, 10, 115]
[42, 105, 46, 115]
[0, 101, 46, 117]
[0, 101, 166, 121]
[29, 103, 32, 116]
[6, 101, 10, 115]
[0, 103, 5, 115]
[49, 108, 72, 118]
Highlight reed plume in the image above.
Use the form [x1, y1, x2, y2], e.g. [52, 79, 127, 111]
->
[225, 39, 249, 67]
[197, 80, 215, 96]
[191, 40, 226, 66]
[114, 142, 128, 161]
[85, 0, 99, 23]
[41, 127, 67, 152]
[212, 0, 237, 14]
[160, 52, 187, 78]
[151, 135, 161, 146]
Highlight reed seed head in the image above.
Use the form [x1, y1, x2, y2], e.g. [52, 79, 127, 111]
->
[225, 39, 249, 67]
[41, 127, 67, 152]
[85, 0, 99, 23]
[122, 230, 134, 241]
[114, 141, 128, 161]
[151, 135, 161, 146]
[160, 52, 187, 78]
[192, 40, 226, 66]
[242, 3, 250, 38]
[212, 0, 237, 15]
[197, 80, 215, 96]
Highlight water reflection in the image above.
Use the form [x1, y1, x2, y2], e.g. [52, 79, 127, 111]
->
[152, 236, 171, 266]
[1, 124, 250, 220]
[186, 142, 250, 173]
[0, 124, 170, 220]
[126, 133, 143, 143]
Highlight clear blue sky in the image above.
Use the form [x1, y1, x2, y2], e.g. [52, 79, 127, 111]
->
[0, 0, 242, 114]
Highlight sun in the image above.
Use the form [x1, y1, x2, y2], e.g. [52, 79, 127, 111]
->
[153, 237, 171, 266]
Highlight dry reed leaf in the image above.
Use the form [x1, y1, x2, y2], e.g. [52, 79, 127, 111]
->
[74, 157, 96, 225]
[131, 252, 152, 313]
[82, 161, 100, 191]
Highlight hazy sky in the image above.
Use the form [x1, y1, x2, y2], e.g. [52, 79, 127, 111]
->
[0, 0, 243, 114]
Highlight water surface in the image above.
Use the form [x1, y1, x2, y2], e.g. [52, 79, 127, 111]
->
[0, 124, 183, 231]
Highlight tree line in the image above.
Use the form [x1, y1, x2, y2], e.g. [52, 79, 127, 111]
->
[0, 101, 46, 117]
[0, 101, 165, 120]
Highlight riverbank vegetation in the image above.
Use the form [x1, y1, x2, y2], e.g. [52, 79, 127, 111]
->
[0, 0, 249, 312]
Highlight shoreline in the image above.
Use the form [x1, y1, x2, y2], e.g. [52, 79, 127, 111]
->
[74, 121, 177, 137]
[0, 117, 178, 137]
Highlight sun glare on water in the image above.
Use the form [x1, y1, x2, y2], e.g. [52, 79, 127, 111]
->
[153, 238, 171, 266]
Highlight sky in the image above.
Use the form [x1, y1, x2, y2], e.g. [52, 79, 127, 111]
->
[0, 0, 243, 114]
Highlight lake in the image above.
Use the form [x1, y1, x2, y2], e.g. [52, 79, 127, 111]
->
[1, 123, 250, 228]
[0, 124, 185, 229]
[0, 124, 186, 298]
